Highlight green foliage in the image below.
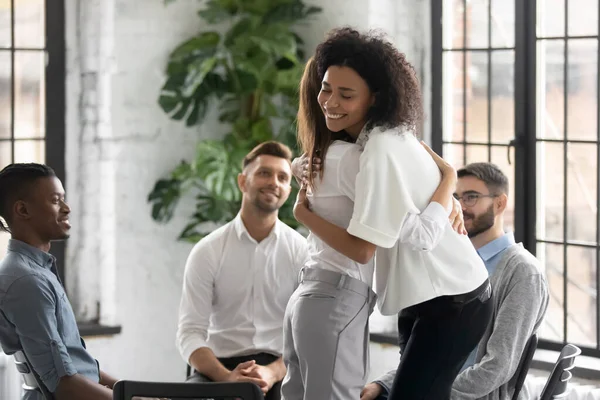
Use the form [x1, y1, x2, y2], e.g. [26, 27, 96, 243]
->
[149, 0, 321, 242]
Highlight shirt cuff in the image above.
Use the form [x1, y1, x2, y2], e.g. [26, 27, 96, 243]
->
[40, 340, 78, 392]
[179, 335, 209, 364]
[374, 380, 391, 395]
[347, 218, 397, 248]
[421, 201, 449, 226]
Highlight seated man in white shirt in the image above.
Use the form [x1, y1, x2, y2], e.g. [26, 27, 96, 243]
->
[177, 141, 309, 400]
[361, 162, 548, 400]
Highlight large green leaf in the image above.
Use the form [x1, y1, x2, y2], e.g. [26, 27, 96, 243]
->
[198, 0, 238, 24]
[182, 56, 219, 97]
[262, 2, 322, 24]
[169, 32, 220, 64]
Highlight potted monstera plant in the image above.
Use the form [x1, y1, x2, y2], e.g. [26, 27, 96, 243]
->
[148, 0, 321, 242]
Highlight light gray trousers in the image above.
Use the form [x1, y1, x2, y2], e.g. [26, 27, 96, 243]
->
[281, 267, 377, 400]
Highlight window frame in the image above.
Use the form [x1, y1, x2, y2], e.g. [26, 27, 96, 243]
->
[431, 0, 600, 358]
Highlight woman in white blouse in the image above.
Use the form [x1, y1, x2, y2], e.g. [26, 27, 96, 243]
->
[291, 28, 493, 400]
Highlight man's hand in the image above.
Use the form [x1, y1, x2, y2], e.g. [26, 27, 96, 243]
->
[225, 360, 268, 391]
[360, 382, 384, 400]
[241, 364, 278, 395]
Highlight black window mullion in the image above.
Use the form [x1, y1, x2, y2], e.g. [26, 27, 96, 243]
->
[487, 0, 492, 162]
[9, 0, 14, 162]
[562, 0, 569, 344]
[596, 0, 600, 351]
[462, 0, 467, 166]
[45, 0, 66, 286]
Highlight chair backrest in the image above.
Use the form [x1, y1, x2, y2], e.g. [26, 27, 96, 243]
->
[113, 380, 264, 400]
[13, 351, 55, 400]
[539, 344, 581, 400]
[512, 333, 539, 400]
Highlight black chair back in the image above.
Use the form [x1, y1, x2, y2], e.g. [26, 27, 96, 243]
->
[113, 380, 264, 400]
[511, 333, 538, 400]
[13, 350, 55, 400]
[539, 344, 581, 400]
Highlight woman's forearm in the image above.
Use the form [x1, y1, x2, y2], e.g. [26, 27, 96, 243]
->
[295, 206, 376, 264]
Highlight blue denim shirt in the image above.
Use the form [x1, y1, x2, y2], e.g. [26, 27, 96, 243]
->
[0, 239, 99, 398]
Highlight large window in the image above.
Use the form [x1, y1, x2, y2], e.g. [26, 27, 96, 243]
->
[0, 0, 65, 279]
[433, 0, 600, 356]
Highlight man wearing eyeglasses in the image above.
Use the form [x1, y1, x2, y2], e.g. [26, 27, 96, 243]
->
[361, 162, 549, 400]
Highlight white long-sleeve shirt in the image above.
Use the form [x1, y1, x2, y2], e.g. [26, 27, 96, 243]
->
[348, 126, 489, 314]
[307, 140, 451, 287]
[176, 214, 309, 362]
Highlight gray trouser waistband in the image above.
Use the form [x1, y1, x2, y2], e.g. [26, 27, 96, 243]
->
[299, 267, 373, 298]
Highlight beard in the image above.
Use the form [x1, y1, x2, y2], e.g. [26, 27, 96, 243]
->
[252, 190, 282, 213]
[465, 204, 495, 238]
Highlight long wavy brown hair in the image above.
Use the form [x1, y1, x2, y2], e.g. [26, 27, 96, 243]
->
[296, 57, 351, 190]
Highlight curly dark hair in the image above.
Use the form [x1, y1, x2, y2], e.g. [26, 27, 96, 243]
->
[314, 27, 423, 132]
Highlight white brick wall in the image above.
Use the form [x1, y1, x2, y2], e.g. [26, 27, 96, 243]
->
[64, 0, 430, 381]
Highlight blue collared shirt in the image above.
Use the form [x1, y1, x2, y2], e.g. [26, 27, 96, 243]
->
[0, 239, 99, 398]
[460, 232, 516, 371]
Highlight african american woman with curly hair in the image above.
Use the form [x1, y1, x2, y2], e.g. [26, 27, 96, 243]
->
[282, 28, 493, 400]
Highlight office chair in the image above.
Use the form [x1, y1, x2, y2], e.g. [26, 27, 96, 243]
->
[113, 379, 264, 400]
[539, 343, 581, 400]
[511, 333, 538, 400]
[13, 350, 55, 400]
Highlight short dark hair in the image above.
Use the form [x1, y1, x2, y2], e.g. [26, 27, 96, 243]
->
[242, 141, 293, 169]
[457, 162, 509, 196]
[314, 27, 423, 132]
[0, 163, 56, 233]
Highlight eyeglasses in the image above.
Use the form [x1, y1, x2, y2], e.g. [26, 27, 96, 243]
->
[453, 193, 499, 207]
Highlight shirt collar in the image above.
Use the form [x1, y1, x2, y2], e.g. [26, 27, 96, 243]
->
[477, 232, 516, 262]
[7, 238, 56, 269]
[355, 124, 413, 149]
[233, 213, 280, 242]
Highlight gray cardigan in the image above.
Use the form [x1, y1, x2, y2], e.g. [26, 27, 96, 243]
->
[376, 243, 549, 400]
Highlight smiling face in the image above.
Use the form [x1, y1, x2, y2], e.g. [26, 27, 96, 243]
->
[455, 175, 499, 238]
[238, 155, 292, 214]
[317, 65, 375, 138]
[14, 176, 71, 242]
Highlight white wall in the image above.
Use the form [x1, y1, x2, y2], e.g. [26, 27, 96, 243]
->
[64, 0, 430, 382]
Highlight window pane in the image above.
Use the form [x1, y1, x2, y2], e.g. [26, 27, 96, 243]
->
[566, 39, 597, 141]
[568, 0, 598, 37]
[466, 0, 489, 48]
[491, 0, 514, 47]
[491, 50, 515, 143]
[443, 52, 465, 142]
[537, 40, 565, 140]
[566, 245, 597, 347]
[537, 0, 565, 38]
[0, 141, 12, 169]
[443, 0, 465, 49]
[566, 143, 597, 243]
[443, 143, 465, 167]
[537, 142, 564, 241]
[466, 144, 489, 164]
[14, 139, 44, 163]
[15, 0, 44, 48]
[14, 51, 45, 139]
[0, 51, 10, 139]
[538, 242, 565, 342]
[490, 146, 515, 232]
[0, 6, 10, 48]
[466, 51, 489, 142]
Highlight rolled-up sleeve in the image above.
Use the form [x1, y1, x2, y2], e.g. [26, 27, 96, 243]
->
[176, 241, 216, 364]
[399, 201, 450, 251]
[347, 135, 419, 248]
[3, 275, 77, 392]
